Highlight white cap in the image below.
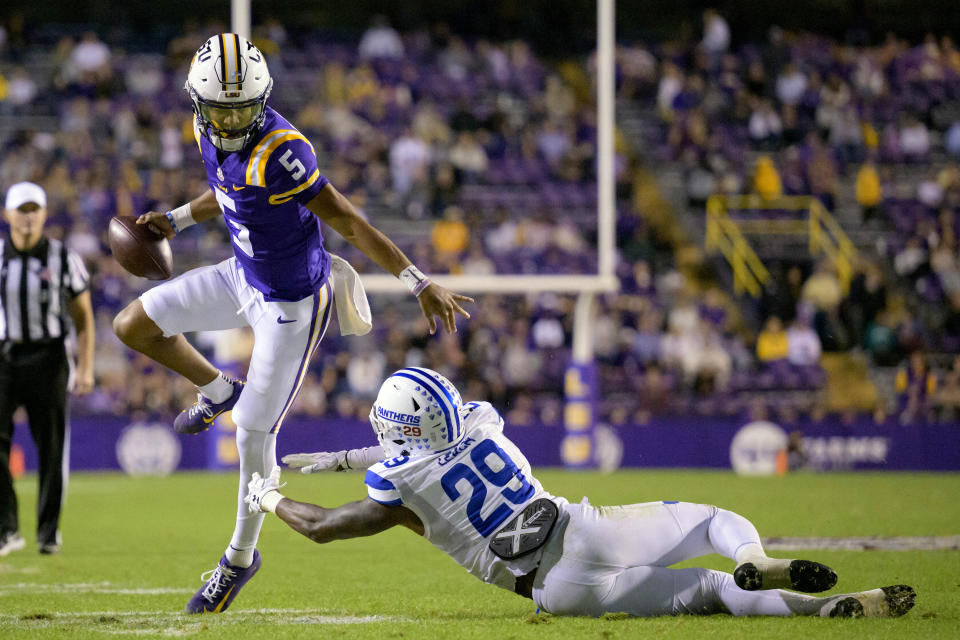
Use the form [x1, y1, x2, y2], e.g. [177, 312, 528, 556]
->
[5, 182, 47, 211]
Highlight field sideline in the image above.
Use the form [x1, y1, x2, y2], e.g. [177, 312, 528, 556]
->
[1, 469, 957, 639]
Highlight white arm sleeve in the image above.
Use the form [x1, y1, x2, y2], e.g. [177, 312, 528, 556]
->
[345, 446, 385, 470]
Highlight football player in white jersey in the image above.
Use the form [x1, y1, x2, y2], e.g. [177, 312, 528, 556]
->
[246, 368, 916, 619]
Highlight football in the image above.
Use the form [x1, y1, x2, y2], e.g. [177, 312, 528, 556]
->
[108, 216, 173, 280]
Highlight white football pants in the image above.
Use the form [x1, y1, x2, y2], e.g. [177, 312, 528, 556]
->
[533, 500, 841, 617]
[141, 257, 333, 559]
[140, 257, 333, 434]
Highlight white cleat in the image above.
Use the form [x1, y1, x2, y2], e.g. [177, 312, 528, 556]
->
[734, 558, 837, 592]
[822, 585, 916, 618]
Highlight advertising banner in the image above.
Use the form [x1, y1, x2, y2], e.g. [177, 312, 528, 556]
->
[10, 415, 960, 473]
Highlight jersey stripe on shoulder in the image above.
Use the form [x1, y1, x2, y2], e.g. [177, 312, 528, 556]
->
[365, 469, 402, 506]
[245, 129, 296, 185]
[245, 129, 316, 187]
[268, 169, 321, 205]
[365, 469, 395, 490]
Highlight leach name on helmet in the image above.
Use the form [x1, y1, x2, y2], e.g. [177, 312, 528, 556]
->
[185, 34, 332, 303]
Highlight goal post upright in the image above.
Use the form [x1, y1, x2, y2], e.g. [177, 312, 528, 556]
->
[231, 0, 251, 39]
[597, 0, 617, 286]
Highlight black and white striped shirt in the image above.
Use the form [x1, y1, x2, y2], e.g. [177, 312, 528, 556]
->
[0, 237, 89, 344]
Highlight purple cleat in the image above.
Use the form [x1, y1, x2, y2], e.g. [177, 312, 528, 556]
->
[185, 550, 261, 614]
[174, 379, 244, 434]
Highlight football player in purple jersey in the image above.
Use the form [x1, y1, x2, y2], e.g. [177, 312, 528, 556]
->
[112, 33, 472, 614]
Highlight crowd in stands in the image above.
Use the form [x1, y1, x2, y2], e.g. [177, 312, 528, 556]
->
[616, 11, 960, 421]
[1, 14, 958, 425]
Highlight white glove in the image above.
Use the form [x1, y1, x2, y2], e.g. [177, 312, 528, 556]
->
[282, 451, 349, 474]
[245, 466, 285, 514]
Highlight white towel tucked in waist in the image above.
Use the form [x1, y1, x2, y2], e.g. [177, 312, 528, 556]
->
[329, 254, 373, 336]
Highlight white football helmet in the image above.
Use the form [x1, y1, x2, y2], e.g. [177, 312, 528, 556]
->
[370, 368, 465, 458]
[186, 33, 273, 152]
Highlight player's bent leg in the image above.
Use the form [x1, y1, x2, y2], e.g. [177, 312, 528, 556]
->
[115, 259, 250, 388]
[548, 500, 716, 569]
[128, 260, 255, 431]
[581, 501, 759, 568]
[560, 500, 837, 593]
[114, 299, 244, 434]
[113, 300, 220, 386]
[537, 564, 731, 617]
[561, 501, 774, 569]
[704, 506, 837, 593]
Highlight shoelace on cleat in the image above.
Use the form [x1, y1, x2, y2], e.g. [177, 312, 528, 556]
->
[200, 564, 237, 602]
[188, 394, 215, 419]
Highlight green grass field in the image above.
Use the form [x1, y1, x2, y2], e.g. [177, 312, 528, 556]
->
[1, 469, 957, 639]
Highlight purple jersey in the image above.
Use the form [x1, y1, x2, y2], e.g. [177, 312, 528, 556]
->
[193, 107, 330, 301]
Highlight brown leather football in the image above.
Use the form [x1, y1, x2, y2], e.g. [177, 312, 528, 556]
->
[108, 216, 173, 280]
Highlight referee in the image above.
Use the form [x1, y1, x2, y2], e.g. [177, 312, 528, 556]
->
[0, 182, 94, 556]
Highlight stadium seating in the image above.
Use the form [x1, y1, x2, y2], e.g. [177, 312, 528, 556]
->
[2, 21, 956, 425]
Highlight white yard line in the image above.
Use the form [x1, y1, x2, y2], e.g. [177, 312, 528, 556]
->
[0, 608, 402, 624]
[102, 631, 198, 637]
[0, 581, 192, 596]
[762, 535, 960, 551]
[84, 614, 396, 638]
[0, 565, 40, 574]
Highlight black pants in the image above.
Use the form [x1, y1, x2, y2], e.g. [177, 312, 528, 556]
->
[0, 341, 69, 545]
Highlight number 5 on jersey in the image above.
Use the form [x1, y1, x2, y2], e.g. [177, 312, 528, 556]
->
[279, 149, 305, 180]
[215, 189, 254, 258]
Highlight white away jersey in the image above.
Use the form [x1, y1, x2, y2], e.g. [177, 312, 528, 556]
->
[364, 402, 565, 591]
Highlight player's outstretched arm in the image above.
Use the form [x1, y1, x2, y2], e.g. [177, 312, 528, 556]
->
[246, 468, 424, 543]
[135, 190, 222, 239]
[276, 497, 424, 544]
[306, 184, 473, 334]
[282, 446, 385, 473]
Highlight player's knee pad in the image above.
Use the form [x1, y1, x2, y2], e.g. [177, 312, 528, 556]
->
[231, 395, 280, 433]
[232, 406, 275, 434]
[231, 382, 289, 433]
